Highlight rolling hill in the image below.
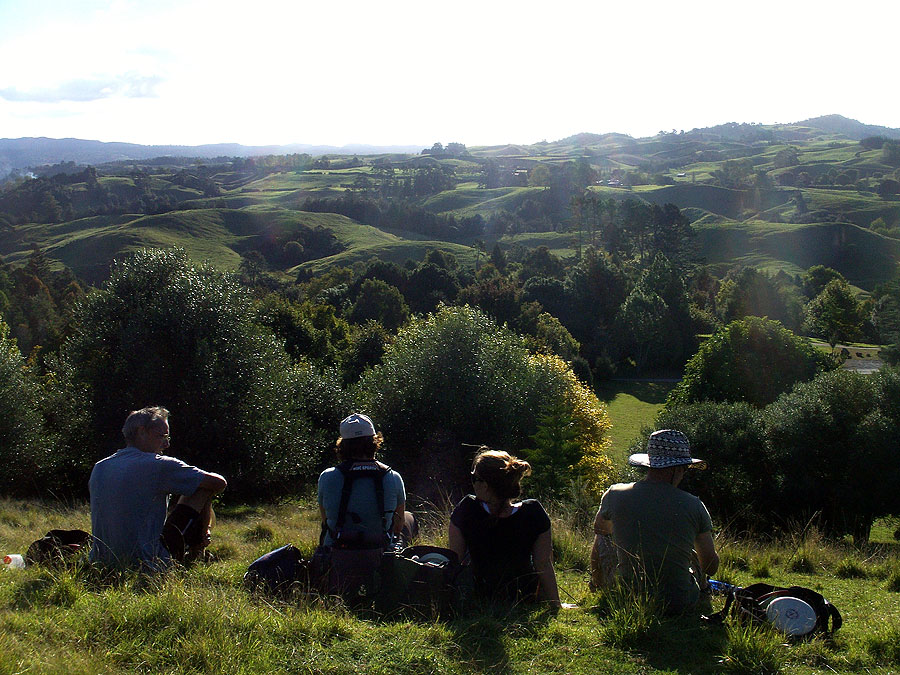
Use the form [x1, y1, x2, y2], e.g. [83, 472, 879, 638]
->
[1, 115, 899, 291]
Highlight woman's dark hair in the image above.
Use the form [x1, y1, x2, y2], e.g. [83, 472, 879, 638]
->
[335, 433, 384, 462]
[471, 447, 531, 501]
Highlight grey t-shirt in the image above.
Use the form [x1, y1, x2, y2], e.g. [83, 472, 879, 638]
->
[599, 480, 713, 611]
[89, 446, 205, 569]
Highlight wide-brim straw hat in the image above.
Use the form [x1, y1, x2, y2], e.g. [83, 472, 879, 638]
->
[628, 429, 707, 470]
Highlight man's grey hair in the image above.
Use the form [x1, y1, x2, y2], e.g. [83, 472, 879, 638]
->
[122, 406, 170, 443]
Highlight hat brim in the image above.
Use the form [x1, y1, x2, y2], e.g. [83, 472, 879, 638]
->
[628, 453, 707, 470]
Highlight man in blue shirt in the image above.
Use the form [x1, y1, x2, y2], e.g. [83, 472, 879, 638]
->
[89, 406, 227, 570]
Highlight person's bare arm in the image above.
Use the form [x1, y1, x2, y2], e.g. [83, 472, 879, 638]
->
[594, 509, 613, 535]
[532, 529, 562, 607]
[590, 510, 614, 590]
[694, 531, 719, 577]
[178, 472, 226, 513]
[198, 471, 227, 493]
[448, 522, 467, 562]
[391, 500, 406, 535]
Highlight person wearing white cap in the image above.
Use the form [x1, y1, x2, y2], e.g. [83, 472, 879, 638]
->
[316, 414, 415, 594]
[591, 429, 719, 613]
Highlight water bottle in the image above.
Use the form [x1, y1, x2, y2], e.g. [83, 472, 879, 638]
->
[708, 579, 736, 594]
[2, 554, 25, 569]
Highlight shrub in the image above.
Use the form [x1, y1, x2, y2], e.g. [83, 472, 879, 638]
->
[57, 248, 339, 497]
[0, 318, 47, 495]
[765, 370, 899, 542]
[357, 305, 614, 496]
[668, 317, 834, 408]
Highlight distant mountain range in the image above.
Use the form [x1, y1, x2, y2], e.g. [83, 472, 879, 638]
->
[2, 115, 899, 179]
[0, 139, 426, 178]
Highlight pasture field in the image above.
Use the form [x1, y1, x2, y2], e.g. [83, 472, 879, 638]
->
[1, 499, 898, 674]
[691, 218, 900, 287]
[595, 380, 675, 463]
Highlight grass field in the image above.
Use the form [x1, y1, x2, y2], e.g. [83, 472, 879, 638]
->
[595, 380, 675, 463]
[1, 499, 898, 674]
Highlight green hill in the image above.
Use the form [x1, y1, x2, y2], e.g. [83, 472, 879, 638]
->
[3, 116, 900, 289]
[694, 218, 900, 287]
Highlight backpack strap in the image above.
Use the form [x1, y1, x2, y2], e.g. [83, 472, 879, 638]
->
[330, 460, 391, 544]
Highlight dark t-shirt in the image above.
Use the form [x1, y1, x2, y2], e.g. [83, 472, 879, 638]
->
[450, 495, 551, 600]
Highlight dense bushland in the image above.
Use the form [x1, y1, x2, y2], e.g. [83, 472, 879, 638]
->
[668, 316, 836, 407]
[0, 250, 614, 501]
[650, 367, 900, 542]
[357, 305, 614, 500]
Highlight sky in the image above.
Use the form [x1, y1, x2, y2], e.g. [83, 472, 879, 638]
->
[1, 0, 898, 148]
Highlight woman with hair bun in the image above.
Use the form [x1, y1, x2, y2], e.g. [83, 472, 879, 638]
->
[449, 448, 562, 607]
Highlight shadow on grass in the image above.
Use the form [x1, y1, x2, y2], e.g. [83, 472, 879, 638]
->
[445, 600, 555, 675]
[596, 380, 675, 405]
[588, 592, 731, 675]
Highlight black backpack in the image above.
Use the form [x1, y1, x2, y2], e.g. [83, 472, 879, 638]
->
[244, 544, 307, 594]
[376, 545, 463, 617]
[704, 582, 842, 639]
[244, 461, 397, 599]
[26, 529, 91, 567]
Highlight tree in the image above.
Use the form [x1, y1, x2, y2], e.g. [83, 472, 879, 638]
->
[773, 146, 800, 169]
[357, 306, 613, 499]
[0, 317, 47, 495]
[667, 316, 835, 408]
[489, 243, 507, 272]
[711, 159, 753, 188]
[563, 247, 626, 350]
[341, 320, 392, 384]
[882, 140, 900, 166]
[348, 278, 409, 331]
[878, 178, 900, 199]
[520, 246, 564, 281]
[528, 164, 551, 188]
[766, 369, 899, 543]
[614, 254, 695, 372]
[717, 267, 804, 331]
[614, 286, 669, 371]
[802, 265, 845, 299]
[59, 248, 338, 496]
[803, 278, 864, 350]
[255, 294, 350, 364]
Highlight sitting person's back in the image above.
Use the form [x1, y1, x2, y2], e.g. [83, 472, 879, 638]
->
[593, 429, 718, 613]
[317, 413, 413, 594]
[449, 448, 562, 607]
[89, 406, 227, 570]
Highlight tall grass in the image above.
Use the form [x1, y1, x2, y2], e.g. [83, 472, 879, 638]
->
[2, 499, 900, 674]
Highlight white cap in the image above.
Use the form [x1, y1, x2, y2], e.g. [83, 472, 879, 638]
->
[339, 413, 376, 439]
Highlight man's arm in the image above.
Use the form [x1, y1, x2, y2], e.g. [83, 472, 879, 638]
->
[391, 500, 406, 535]
[197, 471, 227, 493]
[179, 471, 226, 512]
[694, 531, 719, 577]
[590, 510, 614, 590]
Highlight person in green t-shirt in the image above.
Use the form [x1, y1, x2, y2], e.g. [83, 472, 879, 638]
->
[591, 429, 719, 613]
